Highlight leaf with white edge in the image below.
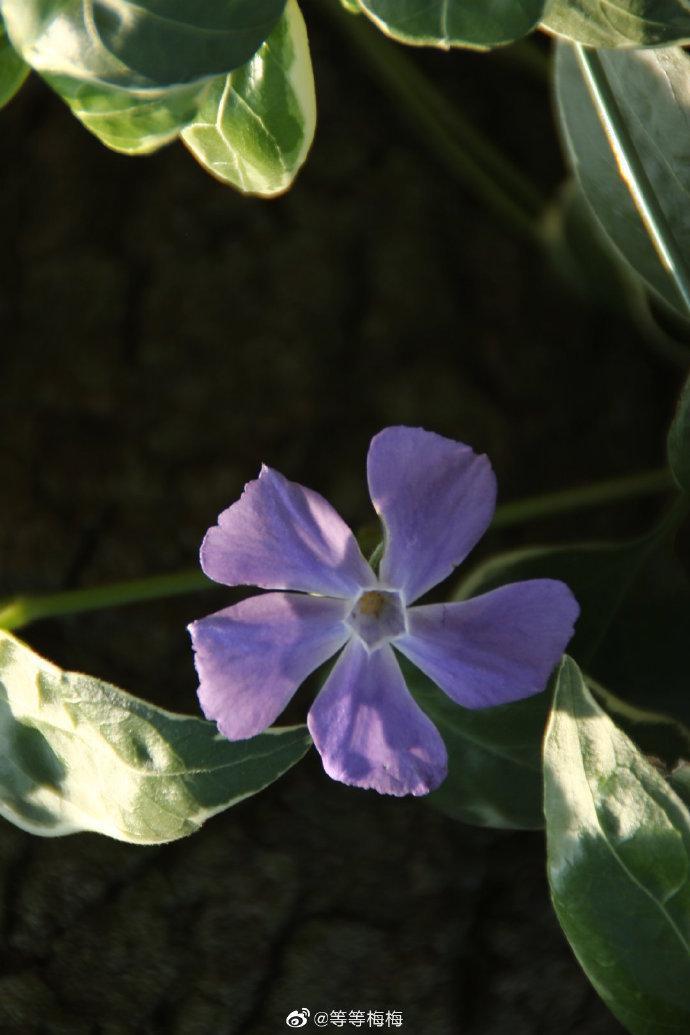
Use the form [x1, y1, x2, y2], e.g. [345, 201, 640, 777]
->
[668, 371, 690, 493]
[45, 75, 207, 155]
[670, 763, 690, 811]
[2, 0, 286, 91]
[545, 656, 690, 1035]
[542, 0, 690, 48]
[590, 681, 690, 771]
[0, 17, 28, 109]
[555, 42, 690, 317]
[182, 0, 315, 197]
[409, 654, 690, 832]
[357, 0, 546, 49]
[0, 630, 311, 844]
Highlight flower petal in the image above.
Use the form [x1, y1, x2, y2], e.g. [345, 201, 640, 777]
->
[307, 640, 448, 796]
[189, 592, 350, 739]
[367, 426, 497, 603]
[396, 580, 579, 709]
[201, 465, 376, 597]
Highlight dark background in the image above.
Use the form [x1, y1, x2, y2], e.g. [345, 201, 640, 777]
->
[0, 6, 681, 1032]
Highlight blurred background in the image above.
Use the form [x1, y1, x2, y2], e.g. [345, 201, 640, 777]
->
[0, 5, 680, 1031]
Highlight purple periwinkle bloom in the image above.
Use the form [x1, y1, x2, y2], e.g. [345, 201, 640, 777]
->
[189, 427, 579, 797]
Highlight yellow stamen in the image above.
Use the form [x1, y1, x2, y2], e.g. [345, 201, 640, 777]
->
[357, 591, 386, 617]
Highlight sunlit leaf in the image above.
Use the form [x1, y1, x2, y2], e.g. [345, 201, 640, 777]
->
[590, 680, 690, 770]
[544, 657, 690, 1034]
[2, 0, 286, 90]
[45, 75, 206, 154]
[182, 0, 316, 196]
[542, 0, 690, 47]
[0, 631, 311, 844]
[357, 0, 545, 50]
[670, 763, 690, 811]
[0, 16, 28, 109]
[555, 42, 690, 317]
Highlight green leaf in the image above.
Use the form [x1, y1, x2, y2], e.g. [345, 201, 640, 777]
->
[542, 0, 690, 47]
[181, 0, 316, 197]
[543, 179, 642, 314]
[2, 0, 286, 90]
[544, 657, 690, 1035]
[668, 372, 690, 493]
[590, 681, 690, 771]
[44, 75, 206, 155]
[590, 547, 690, 724]
[0, 16, 28, 109]
[0, 630, 311, 844]
[555, 42, 690, 317]
[408, 663, 546, 829]
[456, 538, 651, 665]
[357, 0, 546, 50]
[410, 652, 690, 831]
[670, 763, 690, 811]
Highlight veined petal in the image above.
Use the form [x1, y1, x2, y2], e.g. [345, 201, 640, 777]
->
[367, 426, 496, 603]
[201, 466, 376, 596]
[308, 640, 447, 796]
[189, 592, 350, 739]
[397, 580, 579, 709]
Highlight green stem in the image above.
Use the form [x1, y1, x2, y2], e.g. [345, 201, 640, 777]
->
[0, 570, 211, 632]
[316, 1, 543, 244]
[491, 467, 674, 530]
[0, 468, 676, 632]
[575, 45, 690, 318]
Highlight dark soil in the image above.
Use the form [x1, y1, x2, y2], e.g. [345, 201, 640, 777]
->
[0, 7, 678, 1032]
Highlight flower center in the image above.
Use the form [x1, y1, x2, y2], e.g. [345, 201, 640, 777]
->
[346, 589, 406, 651]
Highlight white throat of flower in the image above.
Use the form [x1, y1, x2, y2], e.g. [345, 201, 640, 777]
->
[346, 588, 407, 652]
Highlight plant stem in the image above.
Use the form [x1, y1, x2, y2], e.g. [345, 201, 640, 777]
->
[0, 468, 676, 632]
[0, 570, 211, 632]
[492, 467, 674, 530]
[316, 0, 543, 244]
[575, 45, 690, 318]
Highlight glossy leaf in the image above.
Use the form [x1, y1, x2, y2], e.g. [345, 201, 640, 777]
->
[542, 0, 690, 47]
[357, 0, 545, 50]
[408, 663, 546, 829]
[545, 657, 690, 1035]
[668, 372, 690, 493]
[45, 75, 206, 155]
[0, 16, 28, 109]
[182, 0, 316, 197]
[2, 0, 286, 90]
[456, 537, 651, 665]
[0, 631, 311, 844]
[555, 42, 690, 317]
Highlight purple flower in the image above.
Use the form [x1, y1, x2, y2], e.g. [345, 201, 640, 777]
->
[189, 427, 579, 796]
